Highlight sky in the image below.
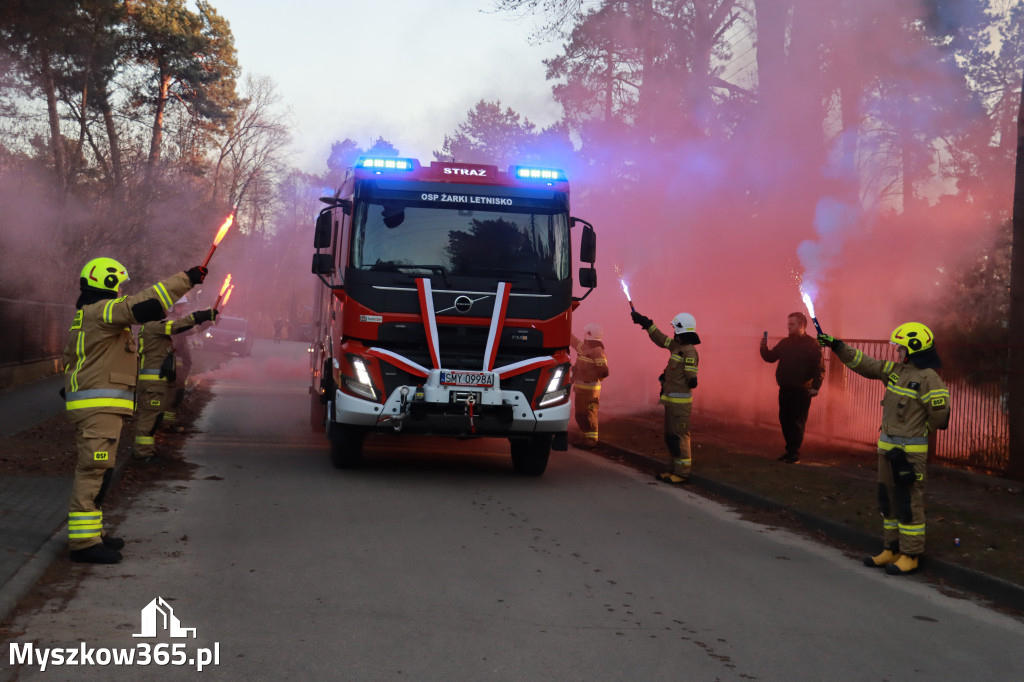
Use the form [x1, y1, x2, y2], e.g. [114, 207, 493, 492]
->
[207, 0, 564, 173]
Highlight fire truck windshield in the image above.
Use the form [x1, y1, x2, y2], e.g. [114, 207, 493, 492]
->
[351, 200, 570, 282]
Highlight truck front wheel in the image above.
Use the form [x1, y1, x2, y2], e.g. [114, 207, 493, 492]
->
[310, 393, 326, 432]
[329, 421, 365, 469]
[510, 434, 551, 476]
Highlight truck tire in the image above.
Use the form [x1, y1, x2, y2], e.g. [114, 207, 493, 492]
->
[510, 434, 551, 476]
[311, 361, 335, 432]
[309, 393, 326, 432]
[329, 421, 365, 469]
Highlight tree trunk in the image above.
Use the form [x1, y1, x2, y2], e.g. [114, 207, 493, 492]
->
[1007, 68, 1024, 479]
[98, 83, 123, 190]
[148, 71, 170, 170]
[634, 0, 656, 152]
[39, 46, 66, 193]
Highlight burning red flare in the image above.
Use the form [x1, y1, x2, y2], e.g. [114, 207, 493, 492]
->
[214, 213, 234, 246]
[214, 273, 232, 309]
[220, 284, 234, 309]
[202, 211, 236, 268]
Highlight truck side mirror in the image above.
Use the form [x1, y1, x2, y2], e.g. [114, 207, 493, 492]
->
[312, 253, 335, 276]
[313, 211, 333, 249]
[578, 267, 597, 289]
[579, 223, 596, 263]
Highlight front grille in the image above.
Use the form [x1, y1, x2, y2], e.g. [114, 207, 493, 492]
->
[377, 322, 545, 370]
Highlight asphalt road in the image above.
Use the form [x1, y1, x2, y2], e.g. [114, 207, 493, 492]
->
[4, 341, 1023, 681]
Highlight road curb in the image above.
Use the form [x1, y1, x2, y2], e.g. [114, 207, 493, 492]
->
[596, 441, 1024, 614]
[0, 458, 132, 627]
[0, 525, 65, 626]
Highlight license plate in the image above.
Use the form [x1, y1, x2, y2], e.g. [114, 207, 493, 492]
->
[440, 371, 494, 387]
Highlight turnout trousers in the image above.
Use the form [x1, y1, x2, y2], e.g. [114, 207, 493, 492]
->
[133, 380, 171, 458]
[662, 400, 692, 477]
[573, 384, 601, 443]
[67, 410, 122, 551]
[876, 447, 927, 556]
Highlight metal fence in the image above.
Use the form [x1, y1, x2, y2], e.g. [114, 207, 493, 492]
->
[744, 336, 1013, 475]
[0, 298, 75, 367]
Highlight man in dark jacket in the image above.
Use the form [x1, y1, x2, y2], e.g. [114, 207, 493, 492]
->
[759, 312, 824, 464]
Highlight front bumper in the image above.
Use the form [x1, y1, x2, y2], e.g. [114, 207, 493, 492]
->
[332, 369, 570, 436]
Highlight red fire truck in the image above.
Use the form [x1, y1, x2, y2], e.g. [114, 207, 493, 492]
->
[310, 156, 597, 475]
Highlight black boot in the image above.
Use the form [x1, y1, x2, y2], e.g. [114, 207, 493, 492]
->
[70, 543, 122, 564]
[102, 535, 125, 550]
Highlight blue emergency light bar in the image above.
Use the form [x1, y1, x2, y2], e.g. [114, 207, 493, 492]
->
[358, 157, 415, 172]
[512, 166, 566, 182]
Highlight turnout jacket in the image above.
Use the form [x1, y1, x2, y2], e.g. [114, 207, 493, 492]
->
[62, 273, 194, 417]
[138, 313, 202, 385]
[644, 324, 698, 405]
[836, 344, 950, 452]
[759, 332, 824, 390]
[570, 334, 609, 386]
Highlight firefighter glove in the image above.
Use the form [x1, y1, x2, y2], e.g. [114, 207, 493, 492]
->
[158, 353, 177, 382]
[192, 308, 217, 325]
[816, 333, 844, 351]
[886, 447, 916, 487]
[631, 311, 653, 329]
[187, 266, 209, 285]
[688, 376, 698, 389]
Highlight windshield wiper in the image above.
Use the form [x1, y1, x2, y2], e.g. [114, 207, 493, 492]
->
[463, 267, 548, 293]
[370, 262, 450, 287]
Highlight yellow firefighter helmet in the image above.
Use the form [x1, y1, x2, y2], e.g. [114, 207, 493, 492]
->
[80, 257, 129, 293]
[890, 322, 934, 355]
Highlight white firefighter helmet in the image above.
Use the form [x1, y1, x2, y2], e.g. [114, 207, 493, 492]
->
[671, 312, 697, 335]
[583, 323, 603, 341]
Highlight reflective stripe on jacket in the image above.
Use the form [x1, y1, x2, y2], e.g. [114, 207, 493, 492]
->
[570, 334, 609, 385]
[836, 344, 950, 440]
[62, 272, 193, 416]
[137, 313, 201, 383]
[645, 325, 698, 404]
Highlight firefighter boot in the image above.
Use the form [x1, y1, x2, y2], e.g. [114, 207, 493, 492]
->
[70, 543, 122, 564]
[102, 534, 125, 550]
[666, 474, 688, 484]
[884, 554, 920, 575]
[863, 543, 900, 568]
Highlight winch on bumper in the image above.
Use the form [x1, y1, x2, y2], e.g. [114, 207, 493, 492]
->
[333, 369, 570, 436]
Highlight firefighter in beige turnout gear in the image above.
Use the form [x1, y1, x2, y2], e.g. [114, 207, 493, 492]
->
[570, 323, 609, 447]
[134, 300, 217, 461]
[631, 311, 700, 483]
[62, 258, 208, 563]
[818, 322, 950, 575]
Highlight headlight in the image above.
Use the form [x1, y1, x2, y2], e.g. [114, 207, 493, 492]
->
[544, 366, 567, 394]
[343, 355, 376, 400]
[538, 364, 570, 407]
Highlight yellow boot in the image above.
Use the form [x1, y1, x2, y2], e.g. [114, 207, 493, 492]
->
[863, 546, 900, 568]
[884, 554, 919, 575]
